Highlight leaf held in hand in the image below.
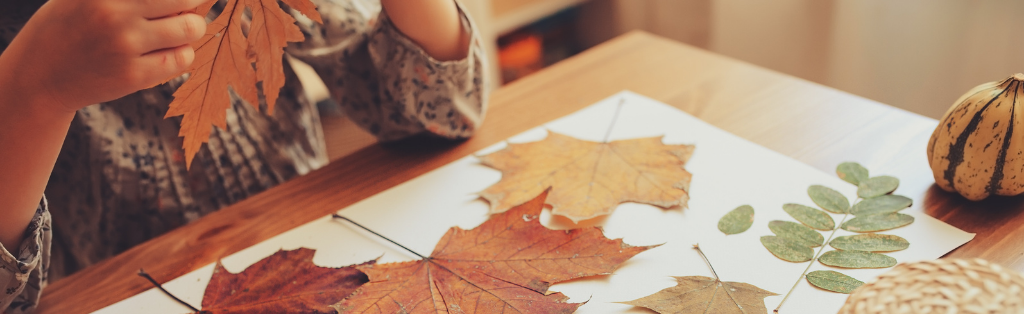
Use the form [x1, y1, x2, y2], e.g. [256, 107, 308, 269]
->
[761, 236, 814, 262]
[622, 276, 777, 314]
[841, 213, 914, 232]
[808, 185, 850, 214]
[718, 205, 754, 235]
[782, 203, 836, 231]
[479, 132, 694, 222]
[338, 190, 655, 313]
[806, 270, 864, 294]
[768, 220, 824, 247]
[837, 162, 869, 185]
[830, 234, 909, 252]
[197, 248, 369, 313]
[850, 195, 912, 216]
[818, 250, 897, 268]
[857, 176, 900, 198]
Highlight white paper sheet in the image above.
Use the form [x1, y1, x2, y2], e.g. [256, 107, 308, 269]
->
[95, 91, 974, 314]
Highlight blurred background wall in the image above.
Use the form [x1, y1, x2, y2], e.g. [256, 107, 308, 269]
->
[461, 0, 1024, 119]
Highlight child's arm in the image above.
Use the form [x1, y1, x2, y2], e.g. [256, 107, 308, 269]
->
[0, 0, 207, 250]
[380, 0, 470, 61]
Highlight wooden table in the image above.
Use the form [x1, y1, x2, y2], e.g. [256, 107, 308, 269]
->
[36, 31, 1024, 313]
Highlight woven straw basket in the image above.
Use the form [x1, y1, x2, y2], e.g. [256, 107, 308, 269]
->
[839, 258, 1024, 314]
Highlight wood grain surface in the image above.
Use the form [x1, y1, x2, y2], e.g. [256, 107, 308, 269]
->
[36, 31, 1024, 313]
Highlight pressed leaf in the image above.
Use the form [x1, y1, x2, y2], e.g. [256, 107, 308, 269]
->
[761, 236, 814, 262]
[836, 162, 869, 185]
[850, 195, 912, 216]
[841, 213, 915, 232]
[339, 190, 655, 313]
[768, 220, 824, 247]
[622, 276, 777, 314]
[782, 203, 836, 231]
[718, 205, 754, 235]
[857, 176, 900, 198]
[197, 248, 369, 313]
[479, 132, 694, 222]
[818, 250, 897, 268]
[830, 234, 909, 252]
[808, 185, 850, 214]
[806, 270, 864, 294]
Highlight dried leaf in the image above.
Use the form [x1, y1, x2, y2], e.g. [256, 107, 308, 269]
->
[761, 236, 814, 262]
[808, 185, 850, 214]
[338, 190, 654, 313]
[479, 132, 694, 222]
[836, 162, 869, 185]
[805, 270, 863, 294]
[622, 276, 777, 314]
[830, 234, 909, 252]
[857, 176, 899, 198]
[197, 248, 369, 313]
[818, 250, 897, 268]
[769, 220, 824, 247]
[841, 213, 914, 232]
[850, 195, 912, 216]
[718, 205, 754, 235]
[782, 203, 836, 231]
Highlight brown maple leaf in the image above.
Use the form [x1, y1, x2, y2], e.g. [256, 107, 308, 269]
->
[196, 248, 370, 314]
[166, 0, 320, 167]
[335, 189, 657, 313]
[478, 131, 694, 222]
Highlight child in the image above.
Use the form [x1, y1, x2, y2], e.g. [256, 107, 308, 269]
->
[0, 0, 487, 311]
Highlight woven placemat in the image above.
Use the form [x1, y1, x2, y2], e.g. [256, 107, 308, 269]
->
[840, 258, 1024, 314]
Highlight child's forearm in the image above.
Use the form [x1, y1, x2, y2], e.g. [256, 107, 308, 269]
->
[0, 64, 75, 249]
[380, 0, 470, 61]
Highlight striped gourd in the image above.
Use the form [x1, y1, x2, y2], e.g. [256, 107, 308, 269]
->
[928, 73, 1024, 200]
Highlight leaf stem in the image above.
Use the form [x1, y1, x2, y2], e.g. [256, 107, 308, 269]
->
[332, 214, 429, 259]
[602, 97, 626, 143]
[773, 204, 856, 313]
[692, 244, 719, 281]
[138, 268, 199, 312]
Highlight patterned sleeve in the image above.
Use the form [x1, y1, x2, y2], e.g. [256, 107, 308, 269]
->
[286, 0, 489, 141]
[0, 197, 51, 314]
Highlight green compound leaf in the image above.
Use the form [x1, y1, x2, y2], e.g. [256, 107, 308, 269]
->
[808, 185, 850, 214]
[830, 234, 909, 252]
[850, 195, 912, 216]
[857, 176, 900, 198]
[768, 220, 824, 247]
[836, 162, 869, 185]
[806, 270, 863, 294]
[818, 250, 897, 268]
[718, 205, 755, 235]
[841, 213, 914, 232]
[761, 236, 814, 262]
[782, 203, 836, 231]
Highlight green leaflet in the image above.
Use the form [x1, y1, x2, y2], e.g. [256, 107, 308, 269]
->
[806, 270, 864, 294]
[769, 220, 824, 247]
[841, 213, 914, 232]
[718, 205, 755, 235]
[850, 195, 912, 216]
[818, 250, 897, 268]
[808, 185, 850, 214]
[782, 203, 836, 231]
[830, 234, 909, 252]
[857, 176, 899, 198]
[760, 236, 814, 262]
[836, 162, 869, 185]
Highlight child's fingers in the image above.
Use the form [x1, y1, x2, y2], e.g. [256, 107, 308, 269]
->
[138, 13, 206, 54]
[139, 0, 212, 19]
[135, 44, 195, 85]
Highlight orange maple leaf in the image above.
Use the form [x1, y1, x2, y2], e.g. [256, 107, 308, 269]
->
[196, 248, 370, 313]
[336, 189, 656, 313]
[478, 131, 695, 222]
[166, 0, 320, 167]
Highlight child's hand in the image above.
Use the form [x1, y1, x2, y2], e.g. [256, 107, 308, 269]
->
[0, 0, 209, 112]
